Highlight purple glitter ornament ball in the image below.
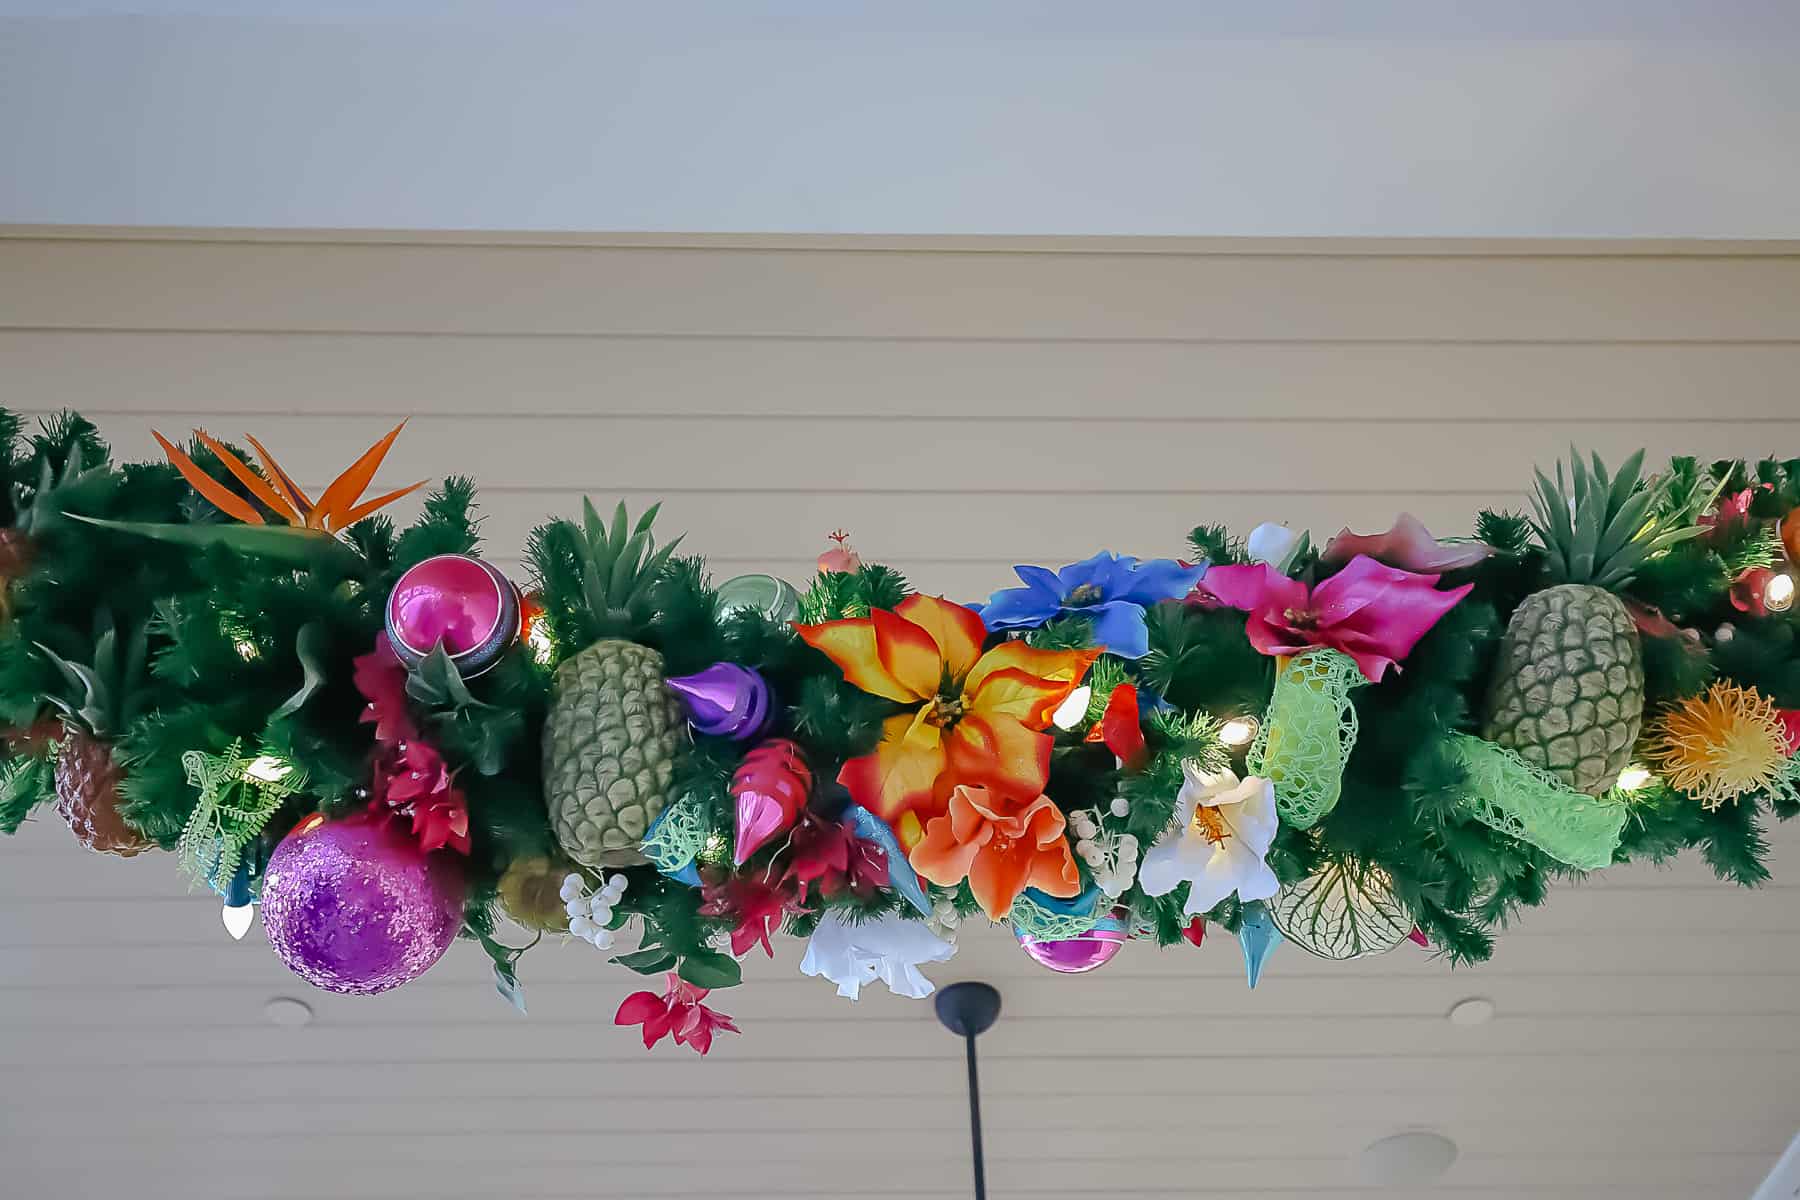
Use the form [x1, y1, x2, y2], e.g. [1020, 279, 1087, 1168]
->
[666, 663, 773, 740]
[261, 812, 465, 996]
[1016, 912, 1128, 975]
[385, 554, 520, 677]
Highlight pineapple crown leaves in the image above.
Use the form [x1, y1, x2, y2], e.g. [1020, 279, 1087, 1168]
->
[530, 500, 684, 646]
[34, 611, 149, 739]
[1527, 447, 1706, 590]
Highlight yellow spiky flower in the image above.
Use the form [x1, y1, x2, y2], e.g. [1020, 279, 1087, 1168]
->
[1647, 682, 1791, 810]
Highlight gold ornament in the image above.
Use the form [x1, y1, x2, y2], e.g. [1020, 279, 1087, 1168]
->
[1647, 682, 1791, 810]
[498, 856, 576, 932]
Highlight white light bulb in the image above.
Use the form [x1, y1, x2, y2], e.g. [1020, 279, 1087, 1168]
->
[243, 755, 290, 784]
[1219, 717, 1259, 748]
[1051, 685, 1093, 730]
[234, 640, 260, 661]
[1615, 765, 1653, 792]
[528, 621, 556, 665]
[1765, 572, 1796, 613]
[221, 903, 255, 940]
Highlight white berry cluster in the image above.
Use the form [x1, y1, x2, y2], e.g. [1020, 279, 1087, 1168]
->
[561, 872, 627, 949]
[1071, 806, 1140, 899]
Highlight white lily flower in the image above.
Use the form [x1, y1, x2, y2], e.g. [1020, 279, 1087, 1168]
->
[799, 909, 957, 1001]
[1137, 764, 1279, 916]
[1246, 522, 1302, 571]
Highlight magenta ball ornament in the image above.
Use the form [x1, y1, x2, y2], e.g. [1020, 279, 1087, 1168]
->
[1016, 912, 1128, 975]
[385, 554, 520, 677]
[261, 812, 466, 996]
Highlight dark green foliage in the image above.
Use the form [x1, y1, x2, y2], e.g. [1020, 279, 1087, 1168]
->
[797, 564, 911, 622]
[1187, 523, 1246, 566]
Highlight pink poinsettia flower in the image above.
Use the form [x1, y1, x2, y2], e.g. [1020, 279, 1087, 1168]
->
[1197, 555, 1472, 682]
[615, 973, 739, 1055]
[1321, 513, 1491, 573]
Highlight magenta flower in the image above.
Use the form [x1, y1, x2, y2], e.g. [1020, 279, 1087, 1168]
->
[1197, 555, 1472, 682]
[1321, 513, 1491, 574]
[615, 973, 740, 1055]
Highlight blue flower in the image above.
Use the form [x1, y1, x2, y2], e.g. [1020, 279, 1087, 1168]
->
[981, 552, 1207, 659]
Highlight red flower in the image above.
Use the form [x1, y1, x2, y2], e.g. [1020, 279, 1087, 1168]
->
[354, 636, 470, 855]
[353, 640, 417, 744]
[1084, 683, 1148, 770]
[783, 812, 890, 902]
[373, 738, 471, 855]
[615, 973, 739, 1056]
[700, 876, 807, 958]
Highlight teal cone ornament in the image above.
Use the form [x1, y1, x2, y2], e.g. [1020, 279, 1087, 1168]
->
[1237, 902, 1281, 988]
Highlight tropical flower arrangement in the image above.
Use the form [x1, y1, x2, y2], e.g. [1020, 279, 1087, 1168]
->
[0, 409, 1797, 1054]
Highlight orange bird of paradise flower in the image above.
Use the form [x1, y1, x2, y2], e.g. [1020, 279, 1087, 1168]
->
[795, 594, 1096, 839]
[153, 424, 424, 532]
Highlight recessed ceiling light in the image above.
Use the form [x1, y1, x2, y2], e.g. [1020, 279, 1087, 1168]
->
[263, 997, 314, 1028]
[1359, 1131, 1458, 1185]
[1447, 997, 1496, 1026]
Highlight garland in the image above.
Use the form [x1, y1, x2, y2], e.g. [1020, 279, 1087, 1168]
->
[1, 410, 1797, 1053]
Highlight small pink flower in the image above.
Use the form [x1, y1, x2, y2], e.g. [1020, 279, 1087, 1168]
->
[615, 973, 740, 1055]
[1197, 555, 1472, 682]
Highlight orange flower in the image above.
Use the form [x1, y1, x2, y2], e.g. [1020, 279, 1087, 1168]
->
[154, 424, 423, 532]
[796, 594, 1095, 828]
[909, 785, 1080, 921]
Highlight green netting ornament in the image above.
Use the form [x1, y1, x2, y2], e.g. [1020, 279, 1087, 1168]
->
[1248, 648, 1367, 829]
[1444, 732, 1628, 870]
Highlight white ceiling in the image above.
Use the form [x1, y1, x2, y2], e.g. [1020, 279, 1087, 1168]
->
[2, 228, 1799, 1198]
[3, 2, 1800, 236]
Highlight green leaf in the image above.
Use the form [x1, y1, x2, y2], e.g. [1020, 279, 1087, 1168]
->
[676, 949, 743, 990]
[271, 622, 330, 720]
[613, 947, 679, 976]
[68, 514, 366, 575]
[407, 645, 489, 711]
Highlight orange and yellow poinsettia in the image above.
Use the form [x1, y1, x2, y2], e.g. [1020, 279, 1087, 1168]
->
[910, 784, 1081, 921]
[796, 594, 1096, 834]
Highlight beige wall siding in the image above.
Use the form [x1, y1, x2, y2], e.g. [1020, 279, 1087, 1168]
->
[1, 229, 1797, 1200]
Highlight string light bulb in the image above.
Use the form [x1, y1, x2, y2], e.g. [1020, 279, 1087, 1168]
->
[1051, 685, 1093, 730]
[1614, 764, 1654, 792]
[243, 755, 291, 784]
[221, 902, 255, 940]
[1219, 716, 1259, 749]
[1766, 571, 1796, 613]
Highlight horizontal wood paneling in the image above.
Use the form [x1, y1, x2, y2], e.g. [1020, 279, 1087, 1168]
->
[2, 231, 1798, 1200]
[5, 238, 1800, 340]
[7, 332, 1800, 420]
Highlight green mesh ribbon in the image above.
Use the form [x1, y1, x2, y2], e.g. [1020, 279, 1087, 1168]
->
[1248, 648, 1367, 829]
[1008, 892, 1100, 940]
[1445, 732, 1628, 870]
[1767, 754, 1800, 810]
[176, 742, 303, 891]
[640, 789, 715, 877]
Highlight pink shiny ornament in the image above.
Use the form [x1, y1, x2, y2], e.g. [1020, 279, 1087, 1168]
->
[385, 554, 520, 677]
[731, 739, 812, 865]
[1016, 912, 1128, 974]
[261, 812, 465, 996]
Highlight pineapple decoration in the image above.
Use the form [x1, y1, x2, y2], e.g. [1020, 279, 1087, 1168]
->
[1483, 451, 1701, 795]
[540, 502, 687, 869]
[38, 615, 153, 855]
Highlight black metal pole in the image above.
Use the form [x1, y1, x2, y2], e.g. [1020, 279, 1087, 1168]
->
[934, 982, 1001, 1200]
[963, 1029, 987, 1200]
